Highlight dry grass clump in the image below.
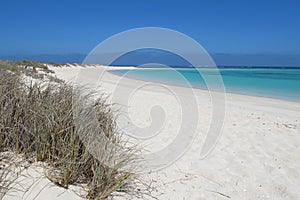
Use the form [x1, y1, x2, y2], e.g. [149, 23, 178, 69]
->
[0, 60, 61, 82]
[0, 68, 135, 199]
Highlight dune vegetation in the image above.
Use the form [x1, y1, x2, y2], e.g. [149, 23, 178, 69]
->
[0, 61, 136, 199]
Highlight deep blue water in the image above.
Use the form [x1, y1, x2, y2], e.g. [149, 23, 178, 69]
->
[109, 68, 300, 101]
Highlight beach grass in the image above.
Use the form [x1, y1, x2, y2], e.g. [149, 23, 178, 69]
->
[0, 66, 136, 199]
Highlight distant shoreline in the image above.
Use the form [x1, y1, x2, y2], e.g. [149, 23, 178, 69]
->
[107, 65, 300, 69]
[108, 67, 300, 102]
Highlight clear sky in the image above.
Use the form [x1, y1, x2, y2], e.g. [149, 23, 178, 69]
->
[1, 0, 300, 66]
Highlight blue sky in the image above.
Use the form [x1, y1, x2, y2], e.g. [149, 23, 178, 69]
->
[1, 0, 300, 66]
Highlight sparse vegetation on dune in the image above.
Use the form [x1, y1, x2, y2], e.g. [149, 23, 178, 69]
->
[0, 60, 57, 81]
[0, 63, 136, 199]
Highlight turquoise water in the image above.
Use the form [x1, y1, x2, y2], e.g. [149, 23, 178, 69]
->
[109, 68, 300, 101]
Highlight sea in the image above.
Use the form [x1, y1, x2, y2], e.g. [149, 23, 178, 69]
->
[109, 67, 300, 101]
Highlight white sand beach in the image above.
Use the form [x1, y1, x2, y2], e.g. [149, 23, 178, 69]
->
[46, 65, 300, 200]
[4, 65, 299, 200]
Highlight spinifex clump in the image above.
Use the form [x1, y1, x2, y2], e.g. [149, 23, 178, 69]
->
[0, 67, 135, 199]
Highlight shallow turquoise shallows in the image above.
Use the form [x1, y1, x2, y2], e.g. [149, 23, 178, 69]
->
[109, 68, 300, 101]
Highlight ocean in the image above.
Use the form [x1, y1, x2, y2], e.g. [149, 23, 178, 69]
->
[109, 68, 300, 101]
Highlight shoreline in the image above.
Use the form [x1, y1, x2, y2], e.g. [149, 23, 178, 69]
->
[105, 65, 300, 102]
[50, 64, 300, 117]
[104, 68, 300, 116]
[108, 69, 300, 103]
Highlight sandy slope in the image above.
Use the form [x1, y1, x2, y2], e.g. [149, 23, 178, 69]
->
[1, 152, 83, 200]
[46, 65, 300, 199]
